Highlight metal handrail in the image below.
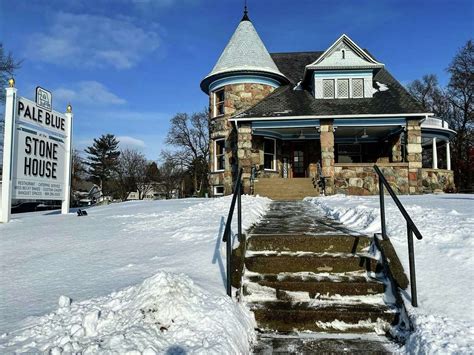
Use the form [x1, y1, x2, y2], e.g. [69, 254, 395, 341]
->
[222, 168, 243, 297]
[374, 164, 422, 307]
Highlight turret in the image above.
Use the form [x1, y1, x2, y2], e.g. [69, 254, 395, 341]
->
[201, 9, 288, 196]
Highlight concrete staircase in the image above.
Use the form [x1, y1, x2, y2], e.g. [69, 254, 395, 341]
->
[254, 178, 318, 200]
[240, 202, 400, 336]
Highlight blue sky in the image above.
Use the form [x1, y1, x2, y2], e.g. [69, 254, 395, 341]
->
[1, 0, 472, 159]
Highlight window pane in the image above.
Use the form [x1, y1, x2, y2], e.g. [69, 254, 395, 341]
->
[323, 79, 334, 98]
[264, 139, 274, 154]
[264, 154, 273, 170]
[352, 79, 364, 98]
[214, 89, 225, 116]
[215, 139, 225, 170]
[337, 79, 349, 98]
[216, 139, 225, 155]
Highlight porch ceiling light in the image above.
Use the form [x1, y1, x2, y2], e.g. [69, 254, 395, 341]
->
[298, 130, 305, 139]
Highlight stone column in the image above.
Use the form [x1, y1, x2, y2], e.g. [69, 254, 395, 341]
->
[320, 119, 335, 195]
[237, 123, 253, 194]
[391, 134, 403, 162]
[432, 137, 438, 169]
[406, 119, 423, 194]
[446, 141, 451, 170]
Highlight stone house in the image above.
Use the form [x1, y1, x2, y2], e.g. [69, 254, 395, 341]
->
[200, 10, 455, 198]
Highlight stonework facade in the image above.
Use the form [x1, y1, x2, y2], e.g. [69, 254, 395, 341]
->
[209, 83, 275, 195]
[334, 163, 409, 195]
[421, 169, 455, 193]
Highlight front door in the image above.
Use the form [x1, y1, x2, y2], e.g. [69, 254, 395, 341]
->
[292, 143, 306, 177]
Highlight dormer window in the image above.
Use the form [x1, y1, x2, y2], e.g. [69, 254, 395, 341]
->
[337, 79, 349, 98]
[323, 79, 335, 99]
[352, 78, 364, 98]
[213, 89, 225, 117]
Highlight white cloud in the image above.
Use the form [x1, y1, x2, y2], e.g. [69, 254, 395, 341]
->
[26, 12, 161, 69]
[117, 136, 146, 149]
[53, 81, 126, 107]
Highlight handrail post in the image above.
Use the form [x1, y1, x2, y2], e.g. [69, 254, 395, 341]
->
[226, 226, 232, 297]
[379, 175, 387, 239]
[407, 224, 418, 307]
[237, 182, 242, 243]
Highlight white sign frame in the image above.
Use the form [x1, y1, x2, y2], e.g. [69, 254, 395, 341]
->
[1, 85, 73, 223]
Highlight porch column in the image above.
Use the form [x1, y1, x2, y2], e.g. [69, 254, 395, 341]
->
[406, 119, 423, 194]
[432, 137, 438, 169]
[237, 123, 253, 194]
[320, 119, 335, 194]
[446, 141, 451, 170]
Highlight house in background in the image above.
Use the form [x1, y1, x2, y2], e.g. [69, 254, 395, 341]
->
[200, 10, 455, 198]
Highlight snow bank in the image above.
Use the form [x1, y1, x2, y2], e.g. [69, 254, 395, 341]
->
[1, 271, 255, 354]
[0, 195, 271, 353]
[306, 194, 474, 354]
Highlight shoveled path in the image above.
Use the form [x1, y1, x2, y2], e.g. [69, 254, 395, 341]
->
[247, 201, 397, 354]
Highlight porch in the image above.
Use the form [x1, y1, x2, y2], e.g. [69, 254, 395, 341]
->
[233, 116, 455, 196]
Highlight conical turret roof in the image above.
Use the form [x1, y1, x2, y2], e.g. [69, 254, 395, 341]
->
[201, 17, 288, 93]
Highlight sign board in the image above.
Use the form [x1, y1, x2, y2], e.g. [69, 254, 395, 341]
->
[1, 83, 73, 222]
[12, 126, 66, 200]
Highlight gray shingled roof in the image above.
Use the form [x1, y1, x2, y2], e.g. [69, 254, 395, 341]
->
[235, 66, 426, 118]
[200, 20, 287, 93]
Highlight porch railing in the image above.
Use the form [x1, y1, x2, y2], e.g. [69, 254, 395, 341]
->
[222, 168, 243, 297]
[374, 164, 423, 307]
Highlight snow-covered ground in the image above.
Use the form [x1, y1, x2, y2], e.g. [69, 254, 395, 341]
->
[306, 194, 474, 354]
[0, 196, 271, 353]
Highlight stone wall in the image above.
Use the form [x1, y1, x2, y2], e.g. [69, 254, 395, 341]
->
[334, 163, 409, 195]
[421, 169, 455, 193]
[209, 83, 275, 195]
[406, 119, 423, 194]
[320, 120, 335, 194]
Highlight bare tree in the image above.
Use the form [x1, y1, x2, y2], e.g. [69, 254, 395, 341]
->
[446, 40, 474, 191]
[115, 149, 151, 200]
[158, 158, 184, 199]
[0, 43, 22, 102]
[408, 40, 473, 191]
[163, 110, 210, 195]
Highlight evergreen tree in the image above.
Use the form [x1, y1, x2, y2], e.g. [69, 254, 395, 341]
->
[85, 134, 120, 194]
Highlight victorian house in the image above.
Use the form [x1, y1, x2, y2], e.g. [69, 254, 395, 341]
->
[200, 10, 455, 199]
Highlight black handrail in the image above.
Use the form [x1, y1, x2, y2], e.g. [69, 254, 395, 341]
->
[222, 168, 243, 297]
[374, 164, 422, 307]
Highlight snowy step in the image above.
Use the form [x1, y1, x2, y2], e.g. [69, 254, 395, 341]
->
[247, 234, 370, 254]
[243, 276, 384, 298]
[245, 254, 380, 274]
[248, 301, 398, 333]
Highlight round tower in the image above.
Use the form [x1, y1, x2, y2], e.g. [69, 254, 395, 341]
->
[200, 9, 288, 196]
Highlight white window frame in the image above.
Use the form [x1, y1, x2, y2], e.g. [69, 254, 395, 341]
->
[213, 185, 224, 196]
[214, 138, 225, 172]
[351, 78, 364, 98]
[213, 88, 225, 118]
[337, 79, 350, 99]
[323, 79, 335, 99]
[263, 137, 277, 171]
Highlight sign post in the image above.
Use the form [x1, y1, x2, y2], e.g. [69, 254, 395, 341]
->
[1, 80, 73, 223]
[0, 79, 17, 223]
[62, 105, 73, 214]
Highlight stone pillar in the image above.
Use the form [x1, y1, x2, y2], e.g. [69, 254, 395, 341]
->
[432, 137, 438, 169]
[391, 134, 403, 162]
[237, 123, 253, 194]
[406, 119, 423, 194]
[446, 141, 451, 170]
[320, 119, 335, 194]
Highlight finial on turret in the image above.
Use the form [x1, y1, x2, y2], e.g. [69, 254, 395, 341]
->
[66, 103, 72, 113]
[8, 78, 15, 88]
[241, 0, 250, 22]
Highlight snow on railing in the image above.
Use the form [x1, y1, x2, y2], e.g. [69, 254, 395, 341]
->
[422, 117, 449, 129]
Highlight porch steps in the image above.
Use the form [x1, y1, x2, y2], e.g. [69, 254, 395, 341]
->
[254, 178, 318, 200]
[241, 202, 400, 336]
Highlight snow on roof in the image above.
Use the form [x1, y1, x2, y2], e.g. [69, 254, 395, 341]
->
[202, 20, 286, 91]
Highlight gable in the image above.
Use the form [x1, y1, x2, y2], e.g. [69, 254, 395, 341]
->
[307, 34, 384, 70]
